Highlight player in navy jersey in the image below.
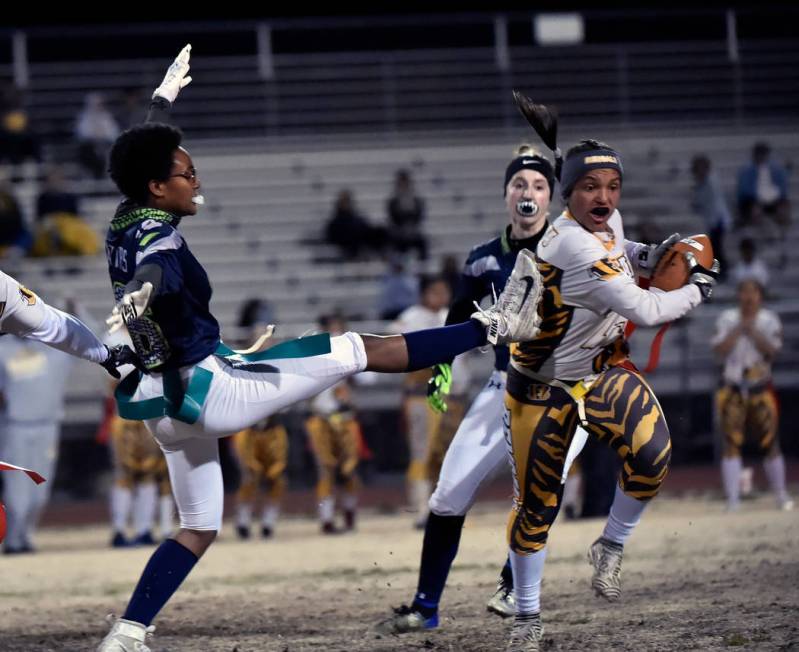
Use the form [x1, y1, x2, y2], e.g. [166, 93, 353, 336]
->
[377, 145, 590, 634]
[96, 45, 543, 652]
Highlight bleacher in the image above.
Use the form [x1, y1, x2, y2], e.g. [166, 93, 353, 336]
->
[6, 125, 799, 425]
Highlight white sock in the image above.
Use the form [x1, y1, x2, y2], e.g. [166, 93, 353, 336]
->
[159, 495, 174, 538]
[602, 485, 646, 546]
[110, 485, 132, 533]
[721, 457, 743, 507]
[319, 496, 335, 524]
[411, 479, 432, 521]
[132, 483, 158, 536]
[342, 492, 358, 512]
[261, 503, 280, 529]
[510, 548, 547, 615]
[763, 455, 789, 502]
[236, 503, 252, 527]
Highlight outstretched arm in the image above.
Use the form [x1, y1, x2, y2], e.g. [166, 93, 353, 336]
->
[145, 43, 193, 123]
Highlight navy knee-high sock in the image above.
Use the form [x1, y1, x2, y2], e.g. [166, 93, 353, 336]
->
[500, 555, 513, 587]
[411, 513, 466, 617]
[403, 321, 486, 371]
[123, 539, 199, 626]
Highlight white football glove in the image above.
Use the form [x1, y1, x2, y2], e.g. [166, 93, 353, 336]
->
[153, 43, 192, 103]
[638, 233, 681, 278]
[106, 282, 153, 334]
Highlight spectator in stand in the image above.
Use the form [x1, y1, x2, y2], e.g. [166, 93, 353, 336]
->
[737, 142, 791, 268]
[32, 166, 99, 257]
[325, 189, 387, 261]
[75, 93, 120, 179]
[377, 257, 419, 321]
[691, 154, 732, 277]
[387, 169, 428, 260]
[0, 180, 31, 259]
[730, 238, 769, 289]
[0, 85, 41, 175]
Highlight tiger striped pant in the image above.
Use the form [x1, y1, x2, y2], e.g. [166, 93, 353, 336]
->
[716, 385, 779, 459]
[504, 365, 671, 554]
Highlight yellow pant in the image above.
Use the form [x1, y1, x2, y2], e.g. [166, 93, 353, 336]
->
[306, 413, 360, 499]
[233, 423, 289, 502]
[110, 416, 170, 495]
[716, 385, 779, 459]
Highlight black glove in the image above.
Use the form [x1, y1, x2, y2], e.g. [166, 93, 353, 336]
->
[100, 344, 145, 379]
[685, 252, 721, 301]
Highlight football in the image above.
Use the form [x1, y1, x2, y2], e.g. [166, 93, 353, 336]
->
[650, 234, 714, 291]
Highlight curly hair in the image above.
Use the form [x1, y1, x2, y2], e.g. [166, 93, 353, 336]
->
[108, 123, 183, 204]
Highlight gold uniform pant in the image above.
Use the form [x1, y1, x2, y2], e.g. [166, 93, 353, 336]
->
[505, 365, 671, 554]
[716, 385, 779, 459]
[110, 416, 170, 496]
[233, 424, 289, 502]
[306, 413, 360, 499]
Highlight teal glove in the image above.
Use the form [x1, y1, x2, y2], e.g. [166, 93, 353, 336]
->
[427, 363, 453, 413]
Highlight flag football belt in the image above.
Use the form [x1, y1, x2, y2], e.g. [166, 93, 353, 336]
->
[511, 363, 599, 426]
[115, 333, 331, 424]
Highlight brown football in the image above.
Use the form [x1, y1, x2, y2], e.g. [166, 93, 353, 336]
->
[650, 234, 714, 291]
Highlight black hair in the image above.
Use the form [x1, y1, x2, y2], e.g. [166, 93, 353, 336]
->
[420, 274, 448, 294]
[108, 122, 183, 204]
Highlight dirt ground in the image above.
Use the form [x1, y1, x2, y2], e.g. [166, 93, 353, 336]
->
[0, 495, 797, 652]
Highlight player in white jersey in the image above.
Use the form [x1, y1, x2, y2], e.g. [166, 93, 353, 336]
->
[502, 130, 720, 652]
[378, 145, 592, 635]
[712, 278, 791, 511]
[0, 270, 135, 376]
[388, 276, 469, 527]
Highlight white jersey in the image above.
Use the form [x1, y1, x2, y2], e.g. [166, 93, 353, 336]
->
[711, 308, 782, 386]
[512, 210, 702, 381]
[0, 270, 107, 364]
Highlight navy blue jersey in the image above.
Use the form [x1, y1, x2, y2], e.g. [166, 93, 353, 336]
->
[106, 203, 220, 371]
[446, 224, 548, 371]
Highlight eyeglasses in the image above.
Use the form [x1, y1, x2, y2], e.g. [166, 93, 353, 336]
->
[170, 168, 198, 182]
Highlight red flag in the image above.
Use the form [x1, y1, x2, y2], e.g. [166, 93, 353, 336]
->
[0, 460, 46, 485]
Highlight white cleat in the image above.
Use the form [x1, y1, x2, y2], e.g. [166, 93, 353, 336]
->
[471, 248, 543, 345]
[506, 613, 543, 652]
[587, 537, 624, 602]
[487, 579, 516, 618]
[97, 615, 154, 652]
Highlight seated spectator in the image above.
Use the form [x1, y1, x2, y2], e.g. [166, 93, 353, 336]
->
[236, 298, 276, 345]
[31, 167, 99, 257]
[737, 142, 790, 269]
[325, 189, 386, 260]
[387, 169, 428, 260]
[75, 93, 120, 179]
[691, 154, 732, 276]
[116, 87, 147, 131]
[0, 85, 41, 180]
[730, 238, 769, 288]
[0, 180, 31, 258]
[377, 257, 419, 321]
[36, 166, 80, 220]
[737, 142, 791, 228]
